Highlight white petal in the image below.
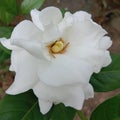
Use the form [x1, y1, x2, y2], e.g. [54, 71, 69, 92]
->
[11, 39, 44, 59]
[74, 47, 111, 73]
[62, 18, 107, 45]
[33, 81, 85, 111]
[6, 51, 39, 94]
[37, 55, 93, 86]
[9, 51, 17, 71]
[31, 9, 44, 31]
[38, 99, 52, 114]
[58, 12, 73, 33]
[11, 20, 42, 41]
[0, 38, 20, 50]
[62, 11, 107, 46]
[82, 83, 94, 99]
[99, 36, 112, 50]
[76, 47, 106, 73]
[43, 23, 60, 43]
[10, 20, 44, 59]
[73, 11, 91, 22]
[103, 51, 112, 67]
[61, 16, 110, 73]
[63, 86, 85, 110]
[39, 7, 62, 26]
[59, 11, 90, 33]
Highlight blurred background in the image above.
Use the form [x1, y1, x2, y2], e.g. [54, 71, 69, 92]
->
[0, 0, 120, 119]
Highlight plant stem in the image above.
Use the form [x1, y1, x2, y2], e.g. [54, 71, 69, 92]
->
[77, 110, 88, 120]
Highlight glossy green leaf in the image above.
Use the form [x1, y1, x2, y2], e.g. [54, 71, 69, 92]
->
[0, 90, 76, 120]
[0, 90, 42, 120]
[90, 54, 120, 92]
[90, 94, 120, 120]
[20, 0, 45, 15]
[0, 0, 18, 24]
[50, 104, 76, 120]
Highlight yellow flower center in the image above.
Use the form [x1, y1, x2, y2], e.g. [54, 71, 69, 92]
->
[51, 41, 64, 53]
[47, 38, 69, 58]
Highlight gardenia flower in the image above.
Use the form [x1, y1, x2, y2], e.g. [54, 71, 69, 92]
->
[0, 7, 112, 114]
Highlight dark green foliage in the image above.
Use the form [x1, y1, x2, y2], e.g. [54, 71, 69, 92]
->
[90, 54, 120, 92]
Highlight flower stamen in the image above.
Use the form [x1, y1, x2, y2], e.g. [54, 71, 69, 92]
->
[51, 40, 64, 53]
[47, 38, 69, 58]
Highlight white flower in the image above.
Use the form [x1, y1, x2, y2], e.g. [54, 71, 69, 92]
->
[0, 7, 112, 114]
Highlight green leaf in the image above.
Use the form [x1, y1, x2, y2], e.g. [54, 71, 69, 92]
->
[90, 94, 120, 120]
[0, 90, 76, 120]
[0, 27, 13, 38]
[20, 0, 45, 15]
[0, 90, 41, 120]
[0, 11, 15, 25]
[0, 27, 13, 64]
[50, 104, 76, 120]
[61, 8, 68, 16]
[90, 54, 120, 92]
[0, 0, 18, 24]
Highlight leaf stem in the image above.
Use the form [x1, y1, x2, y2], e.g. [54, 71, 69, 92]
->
[77, 110, 88, 120]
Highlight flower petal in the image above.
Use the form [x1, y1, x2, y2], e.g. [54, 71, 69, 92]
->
[31, 9, 44, 31]
[11, 20, 42, 41]
[61, 15, 111, 73]
[99, 36, 112, 50]
[9, 51, 18, 71]
[75, 47, 106, 73]
[82, 83, 94, 99]
[62, 86, 85, 110]
[62, 20, 107, 46]
[43, 23, 60, 43]
[70, 44, 111, 73]
[62, 10, 107, 46]
[73, 11, 91, 21]
[33, 81, 85, 111]
[6, 51, 39, 94]
[11, 39, 44, 59]
[38, 99, 52, 114]
[59, 11, 91, 35]
[10, 20, 45, 59]
[38, 55, 93, 86]
[58, 12, 73, 33]
[39, 6, 62, 26]
[0, 38, 20, 50]
[103, 51, 112, 67]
